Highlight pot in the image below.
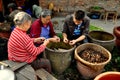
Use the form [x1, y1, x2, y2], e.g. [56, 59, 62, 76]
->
[113, 26, 120, 50]
[88, 30, 115, 52]
[76, 61, 103, 79]
[75, 43, 111, 70]
[94, 71, 120, 80]
[75, 43, 111, 79]
[45, 42, 76, 74]
[113, 26, 120, 39]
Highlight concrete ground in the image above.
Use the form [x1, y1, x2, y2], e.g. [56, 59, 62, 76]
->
[90, 19, 120, 33]
[52, 17, 120, 34]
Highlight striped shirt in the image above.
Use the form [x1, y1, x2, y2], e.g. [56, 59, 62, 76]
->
[8, 28, 46, 63]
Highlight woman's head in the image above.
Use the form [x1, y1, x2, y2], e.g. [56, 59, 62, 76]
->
[14, 12, 32, 31]
[7, 3, 17, 12]
[73, 10, 85, 25]
[40, 9, 51, 25]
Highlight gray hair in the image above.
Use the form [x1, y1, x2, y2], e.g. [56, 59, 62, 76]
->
[14, 12, 32, 25]
[40, 9, 51, 18]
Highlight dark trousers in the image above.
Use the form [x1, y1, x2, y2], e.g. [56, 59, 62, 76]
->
[30, 58, 51, 73]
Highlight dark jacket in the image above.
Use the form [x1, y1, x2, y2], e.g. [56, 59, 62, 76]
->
[62, 15, 90, 40]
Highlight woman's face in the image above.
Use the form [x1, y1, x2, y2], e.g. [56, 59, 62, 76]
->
[24, 21, 32, 31]
[41, 15, 51, 25]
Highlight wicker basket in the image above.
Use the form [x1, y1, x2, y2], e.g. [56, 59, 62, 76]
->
[75, 43, 111, 71]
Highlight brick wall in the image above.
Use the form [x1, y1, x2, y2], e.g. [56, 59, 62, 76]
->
[39, 0, 120, 14]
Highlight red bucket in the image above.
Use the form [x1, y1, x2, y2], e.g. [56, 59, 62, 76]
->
[94, 71, 120, 80]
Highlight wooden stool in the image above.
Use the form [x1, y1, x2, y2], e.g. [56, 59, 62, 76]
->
[1, 60, 57, 80]
[103, 10, 118, 24]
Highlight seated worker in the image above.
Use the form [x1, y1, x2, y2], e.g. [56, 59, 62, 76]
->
[7, 3, 22, 31]
[32, 4, 42, 19]
[30, 9, 60, 43]
[8, 12, 53, 73]
[62, 10, 90, 46]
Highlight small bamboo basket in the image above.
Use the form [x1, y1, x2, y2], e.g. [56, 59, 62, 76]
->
[75, 43, 111, 71]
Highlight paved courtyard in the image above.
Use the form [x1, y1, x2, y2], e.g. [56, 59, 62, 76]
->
[52, 17, 120, 34]
[90, 19, 120, 33]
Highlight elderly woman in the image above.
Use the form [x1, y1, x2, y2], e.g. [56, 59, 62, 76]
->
[30, 9, 60, 42]
[30, 9, 60, 58]
[7, 3, 22, 31]
[8, 12, 52, 73]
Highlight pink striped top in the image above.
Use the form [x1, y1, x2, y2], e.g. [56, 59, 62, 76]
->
[8, 28, 46, 63]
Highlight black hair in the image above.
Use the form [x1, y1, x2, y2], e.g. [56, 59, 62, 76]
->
[74, 10, 85, 20]
[7, 3, 17, 10]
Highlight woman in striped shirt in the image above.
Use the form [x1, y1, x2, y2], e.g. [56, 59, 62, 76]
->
[8, 12, 52, 73]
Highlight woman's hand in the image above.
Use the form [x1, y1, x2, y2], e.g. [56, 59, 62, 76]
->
[48, 37, 60, 42]
[39, 37, 46, 42]
[43, 39, 50, 46]
[34, 37, 46, 43]
[63, 38, 69, 43]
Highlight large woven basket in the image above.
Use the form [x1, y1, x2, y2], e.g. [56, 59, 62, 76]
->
[75, 43, 111, 71]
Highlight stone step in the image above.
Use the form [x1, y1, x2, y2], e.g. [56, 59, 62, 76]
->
[36, 68, 57, 80]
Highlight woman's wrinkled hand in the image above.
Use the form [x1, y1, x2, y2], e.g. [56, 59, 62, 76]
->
[43, 39, 50, 46]
[34, 37, 46, 43]
[48, 37, 60, 42]
[39, 37, 46, 42]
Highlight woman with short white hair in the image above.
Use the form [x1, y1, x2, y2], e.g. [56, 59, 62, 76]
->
[8, 12, 52, 73]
